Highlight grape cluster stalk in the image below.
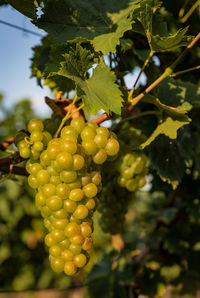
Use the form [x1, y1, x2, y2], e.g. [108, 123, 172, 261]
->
[16, 117, 119, 275]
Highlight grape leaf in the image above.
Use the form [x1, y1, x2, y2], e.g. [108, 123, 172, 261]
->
[148, 126, 196, 183]
[150, 27, 190, 52]
[142, 94, 190, 117]
[7, 0, 37, 19]
[158, 77, 200, 110]
[135, 0, 189, 52]
[58, 51, 123, 115]
[33, 0, 140, 54]
[141, 117, 190, 149]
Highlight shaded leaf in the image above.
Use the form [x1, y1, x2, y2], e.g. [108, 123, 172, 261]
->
[34, 0, 140, 54]
[7, 0, 37, 19]
[141, 117, 190, 149]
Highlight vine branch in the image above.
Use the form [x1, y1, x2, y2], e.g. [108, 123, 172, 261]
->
[129, 32, 200, 106]
[171, 65, 200, 77]
[180, 0, 200, 23]
[0, 137, 15, 151]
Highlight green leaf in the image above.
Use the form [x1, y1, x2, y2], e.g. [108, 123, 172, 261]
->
[57, 45, 95, 81]
[148, 126, 196, 183]
[142, 94, 190, 118]
[34, 0, 140, 54]
[7, 0, 37, 19]
[77, 65, 123, 115]
[141, 117, 190, 149]
[58, 51, 123, 115]
[135, 0, 190, 52]
[150, 27, 190, 52]
[158, 77, 200, 110]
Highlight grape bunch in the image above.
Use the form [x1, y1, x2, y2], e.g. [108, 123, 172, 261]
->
[16, 120, 52, 160]
[117, 152, 149, 192]
[98, 182, 130, 234]
[16, 117, 120, 275]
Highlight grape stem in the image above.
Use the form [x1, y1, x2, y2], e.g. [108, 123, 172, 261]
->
[0, 153, 28, 176]
[128, 32, 200, 106]
[180, 0, 200, 23]
[170, 65, 200, 77]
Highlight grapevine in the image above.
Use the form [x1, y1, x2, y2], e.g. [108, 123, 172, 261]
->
[16, 117, 120, 275]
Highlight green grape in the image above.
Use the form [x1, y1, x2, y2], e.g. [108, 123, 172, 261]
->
[94, 134, 108, 148]
[69, 189, 84, 201]
[63, 199, 77, 213]
[49, 245, 62, 257]
[96, 126, 109, 137]
[70, 117, 85, 133]
[61, 139, 77, 154]
[28, 175, 39, 189]
[92, 149, 107, 164]
[83, 183, 98, 198]
[51, 257, 65, 273]
[70, 234, 84, 245]
[73, 253, 87, 268]
[73, 205, 89, 219]
[36, 170, 50, 185]
[81, 126, 96, 140]
[46, 195, 63, 211]
[61, 249, 73, 261]
[64, 261, 77, 275]
[60, 170, 77, 184]
[19, 147, 31, 159]
[65, 222, 81, 238]
[32, 141, 44, 152]
[29, 163, 42, 176]
[56, 183, 70, 199]
[28, 119, 44, 133]
[42, 183, 56, 197]
[50, 175, 61, 185]
[82, 140, 98, 155]
[30, 131, 43, 142]
[73, 154, 85, 171]
[56, 152, 73, 169]
[105, 138, 120, 156]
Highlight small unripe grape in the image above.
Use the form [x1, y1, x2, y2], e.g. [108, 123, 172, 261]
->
[30, 131, 43, 142]
[91, 171, 101, 185]
[42, 184, 56, 197]
[51, 230, 65, 242]
[63, 199, 77, 213]
[59, 239, 70, 249]
[61, 249, 73, 261]
[18, 139, 29, 150]
[56, 152, 73, 169]
[36, 170, 50, 185]
[47, 143, 61, 160]
[31, 148, 40, 160]
[46, 195, 63, 211]
[60, 170, 77, 184]
[64, 261, 77, 276]
[81, 223, 92, 237]
[82, 237, 93, 250]
[40, 150, 51, 166]
[70, 234, 84, 245]
[65, 222, 81, 238]
[56, 183, 70, 199]
[53, 208, 68, 219]
[20, 147, 31, 159]
[96, 126, 109, 137]
[74, 254, 87, 268]
[49, 245, 62, 257]
[41, 206, 52, 218]
[69, 215, 81, 225]
[73, 154, 85, 170]
[126, 179, 138, 192]
[81, 126, 96, 140]
[70, 117, 85, 133]
[82, 140, 98, 155]
[28, 175, 39, 189]
[73, 205, 88, 219]
[47, 166, 58, 176]
[69, 243, 82, 255]
[35, 191, 46, 208]
[69, 189, 84, 202]
[42, 131, 52, 145]
[33, 141, 44, 152]
[51, 257, 64, 273]
[68, 179, 82, 190]
[28, 119, 44, 133]
[45, 234, 56, 247]
[52, 219, 69, 230]
[83, 183, 98, 198]
[105, 138, 119, 156]
[61, 126, 78, 138]
[94, 134, 108, 148]
[92, 149, 107, 164]
[29, 163, 42, 176]
[50, 176, 61, 185]
[61, 140, 77, 154]
[85, 198, 96, 210]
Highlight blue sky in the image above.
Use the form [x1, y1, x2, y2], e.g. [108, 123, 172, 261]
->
[0, 5, 52, 116]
